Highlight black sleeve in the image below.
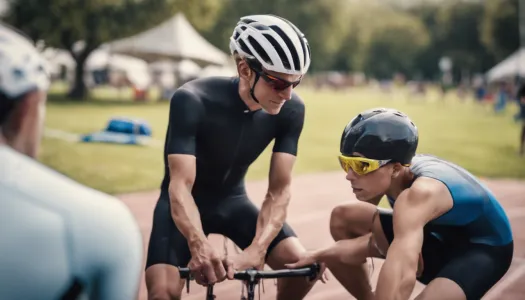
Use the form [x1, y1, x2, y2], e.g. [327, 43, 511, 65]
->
[272, 96, 305, 156]
[165, 88, 205, 156]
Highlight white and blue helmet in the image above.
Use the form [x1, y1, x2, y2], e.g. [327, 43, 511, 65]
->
[0, 22, 50, 99]
[229, 15, 311, 76]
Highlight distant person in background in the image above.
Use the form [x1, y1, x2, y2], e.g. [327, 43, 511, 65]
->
[516, 84, 525, 156]
[0, 22, 143, 300]
[472, 76, 486, 103]
[494, 81, 509, 113]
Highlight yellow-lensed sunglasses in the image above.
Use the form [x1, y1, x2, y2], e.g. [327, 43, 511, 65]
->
[337, 155, 391, 175]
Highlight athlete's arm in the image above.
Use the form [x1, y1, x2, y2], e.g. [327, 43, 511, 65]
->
[252, 152, 295, 250]
[165, 88, 207, 247]
[165, 89, 227, 284]
[252, 99, 305, 250]
[168, 155, 207, 247]
[374, 177, 453, 300]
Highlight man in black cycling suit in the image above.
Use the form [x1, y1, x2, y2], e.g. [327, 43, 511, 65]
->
[145, 14, 321, 300]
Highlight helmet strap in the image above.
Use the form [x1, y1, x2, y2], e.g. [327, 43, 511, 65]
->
[250, 73, 260, 103]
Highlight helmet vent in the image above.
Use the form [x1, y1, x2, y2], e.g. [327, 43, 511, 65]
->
[393, 112, 405, 117]
[263, 33, 290, 70]
[254, 24, 271, 31]
[270, 25, 300, 71]
[247, 36, 272, 65]
[238, 40, 253, 56]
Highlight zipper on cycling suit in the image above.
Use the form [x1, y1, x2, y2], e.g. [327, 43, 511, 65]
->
[222, 111, 250, 184]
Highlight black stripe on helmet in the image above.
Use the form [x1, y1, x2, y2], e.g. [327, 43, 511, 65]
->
[270, 15, 308, 71]
[269, 25, 299, 71]
[263, 33, 290, 70]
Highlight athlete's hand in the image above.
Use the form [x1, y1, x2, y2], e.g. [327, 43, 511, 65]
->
[188, 241, 227, 286]
[231, 244, 266, 272]
[285, 250, 329, 283]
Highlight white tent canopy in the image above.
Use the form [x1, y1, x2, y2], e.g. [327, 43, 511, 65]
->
[43, 47, 150, 72]
[106, 13, 229, 66]
[149, 59, 201, 77]
[149, 59, 202, 88]
[199, 64, 237, 78]
[43, 47, 151, 88]
[486, 48, 525, 82]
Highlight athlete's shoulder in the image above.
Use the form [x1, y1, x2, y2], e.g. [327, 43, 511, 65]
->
[411, 153, 476, 179]
[169, 76, 237, 111]
[409, 176, 448, 199]
[179, 76, 237, 99]
[395, 176, 452, 217]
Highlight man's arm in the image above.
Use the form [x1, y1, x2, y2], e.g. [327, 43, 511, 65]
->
[374, 177, 454, 300]
[251, 152, 295, 251]
[165, 88, 230, 283]
[168, 155, 207, 247]
[164, 88, 207, 248]
[251, 98, 305, 251]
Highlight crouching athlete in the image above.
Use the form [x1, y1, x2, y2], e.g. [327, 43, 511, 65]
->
[287, 108, 514, 300]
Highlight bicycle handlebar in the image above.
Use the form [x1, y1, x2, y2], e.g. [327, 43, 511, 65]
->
[178, 263, 320, 282]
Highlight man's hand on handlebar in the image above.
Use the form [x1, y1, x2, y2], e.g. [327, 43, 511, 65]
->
[285, 250, 329, 283]
[231, 244, 266, 272]
[188, 241, 234, 286]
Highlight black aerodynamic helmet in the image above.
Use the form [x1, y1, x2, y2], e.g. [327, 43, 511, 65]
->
[340, 108, 419, 165]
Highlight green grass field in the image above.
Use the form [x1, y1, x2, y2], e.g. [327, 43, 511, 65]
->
[41, 85, 524, 195]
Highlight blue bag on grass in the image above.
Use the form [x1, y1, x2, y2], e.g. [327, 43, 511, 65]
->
[105, 117, 152, 136]
[80, 117, 154, 146]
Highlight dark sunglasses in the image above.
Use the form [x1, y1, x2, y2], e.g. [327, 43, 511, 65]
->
[249, 64, 302, 91]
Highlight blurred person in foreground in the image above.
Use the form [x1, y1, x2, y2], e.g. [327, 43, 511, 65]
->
[0, 22, 143, 300]
[145, 14, 326, 300]
[516, 84, 525, 156]
[286, 108, 514, 300]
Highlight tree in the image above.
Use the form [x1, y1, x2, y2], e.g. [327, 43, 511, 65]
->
[2, 0, 202, 99]
[481, 0, 519, 63]
[408, 2, 443, 80]
[434, 0, 495, 81]
[342, 3, 430, 79]
[364, 19, 430, 79]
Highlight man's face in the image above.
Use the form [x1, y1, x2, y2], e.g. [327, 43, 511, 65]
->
[245, 63, 302, 115]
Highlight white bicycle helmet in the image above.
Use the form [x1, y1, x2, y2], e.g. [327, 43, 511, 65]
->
[229, 15, 311, 76]
[0, 22, 50, 100]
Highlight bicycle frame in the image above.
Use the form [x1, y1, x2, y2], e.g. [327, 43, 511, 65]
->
[178, 263, 320, 300]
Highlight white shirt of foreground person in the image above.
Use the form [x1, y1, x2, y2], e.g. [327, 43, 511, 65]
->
[0, 144, 144, 300]
[0, 22, 143, 300]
